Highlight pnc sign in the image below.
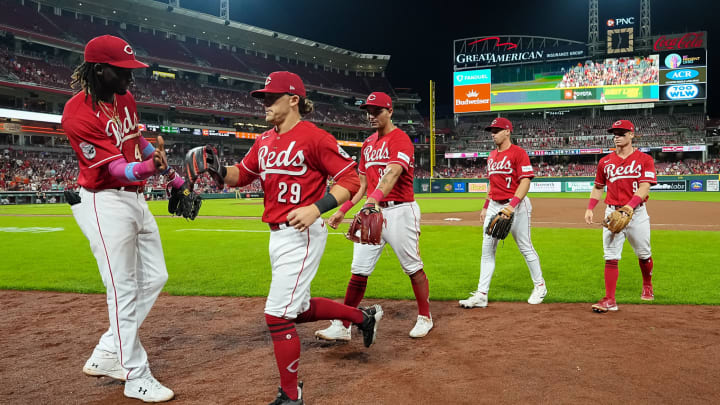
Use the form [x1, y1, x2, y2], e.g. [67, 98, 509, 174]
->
[654, 32, 705, 51]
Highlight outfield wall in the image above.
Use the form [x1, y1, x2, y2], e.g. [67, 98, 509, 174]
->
[414, 175, 720, 194]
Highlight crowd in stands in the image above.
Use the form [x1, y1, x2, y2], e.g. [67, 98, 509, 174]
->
[557, 57, 658, 88]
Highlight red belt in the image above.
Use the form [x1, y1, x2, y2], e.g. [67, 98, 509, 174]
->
[268, 221, 291, 231]
[378, 201, 410, 208]
[493, 199, 511, 205]
[610, 203, 643, 209]
[116, 186, 142, 193]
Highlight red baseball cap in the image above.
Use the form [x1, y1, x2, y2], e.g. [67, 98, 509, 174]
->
[251, 71, 306, 98]
[485, 117, 513, 132]
[84, 35, 148, 69]
[608, 119, 635, 133]
[360, 92, 393, 109]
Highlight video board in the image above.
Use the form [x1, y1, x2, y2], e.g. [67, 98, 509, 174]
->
[454, 55, 661, 113]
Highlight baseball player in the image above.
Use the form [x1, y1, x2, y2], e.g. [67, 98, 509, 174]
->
[459, 117, 547, 308]
[314, 91, 432, 340]
[62, 35, 180, 402]
[190, 71, 383, 405]
[585, 120, 657, 313]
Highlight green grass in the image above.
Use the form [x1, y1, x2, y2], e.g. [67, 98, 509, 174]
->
[2, 200, 719, 305]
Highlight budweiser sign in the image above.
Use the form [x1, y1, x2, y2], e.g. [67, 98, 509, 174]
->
[653, 32, 705, 51]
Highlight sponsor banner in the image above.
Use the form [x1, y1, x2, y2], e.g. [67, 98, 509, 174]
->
[564, 181, 596, 193]
[240, 192, 264, 198]
[454, 83, 491, 113]
[689, 180, 704, 192]
[152, 70, 176, 79]
[453, 182, 467, 193]
[454, 69, 491, 86]
[660, 67, 706, 85]
[660, 49, 706, 69]
[660, 83, 706, 101]
[444, 152, 491, 159]
[454, 37, 586, 68]
[650, 180, 686, 192]
[661, 145, 706, 152]
[529, 182, 561, 193]
[468, 183, 488, 193]
[653, 32, 706, 52]
[707, 179, 719, 192]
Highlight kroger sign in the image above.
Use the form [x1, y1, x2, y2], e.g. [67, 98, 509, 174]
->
[665, 69, 699, 81]
[665, 84, 699, 100]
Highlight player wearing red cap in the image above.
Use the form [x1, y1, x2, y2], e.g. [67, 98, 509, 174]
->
[197, 72, 382, 405]
[585, 120, 657, 313]
[63, 35, 181, 402]
[460, 117, 547, 308]
[314, 91, 433, 341]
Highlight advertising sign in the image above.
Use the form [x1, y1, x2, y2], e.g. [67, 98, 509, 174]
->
[707, 179, 719, 192]
[650, 180, 686, 192]
[660, 49, 706, 69]
[529, 182, 562, 193]
[453, 182, 467, 193]
[453, 69, 491, 113]
[689, 180, 704, 192]
[660, 83, 706, 101]
[468, 183, 488, 193]
[564, 182, 596, 193]
[660, 67, 706, 85]
[653, 32, 706, 51]
[454, 37, 586, 68]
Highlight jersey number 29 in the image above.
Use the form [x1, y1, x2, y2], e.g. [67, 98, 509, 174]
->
[278, 182, 301, 204]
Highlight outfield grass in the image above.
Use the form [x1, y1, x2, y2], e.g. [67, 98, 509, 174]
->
[2, 200, 719, 305]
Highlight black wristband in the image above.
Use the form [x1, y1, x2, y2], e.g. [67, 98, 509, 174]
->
[313, 193, 338, 214]
[220, 166, 227, 179]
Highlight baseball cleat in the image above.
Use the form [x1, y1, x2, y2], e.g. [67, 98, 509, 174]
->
[314, 320, 351, 342]
[641, 284, 654, 301]
[83, 350, 127, 381]
[269, 381, 303, 405]
[409, 315, 433, 338]
[592, 297, 618, 313]
[124, 374, 174, 402]
[459, 291, 488, 308]
[528, 284, 548, 305]
[355, 304, 383, 348]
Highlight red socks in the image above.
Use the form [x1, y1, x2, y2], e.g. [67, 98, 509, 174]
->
[265, 314, 300, 401]
[340, 274, 368, 327]
[604, 260, 619, 300]
[295, 297, 363, 325]
[639, 257, 653, 286]
[410, 269, 431, 317]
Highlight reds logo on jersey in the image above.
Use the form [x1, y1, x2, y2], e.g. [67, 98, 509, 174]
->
[488, 156, 513, 175]
[257, 140, 308, 179]
[363, 141, 390, 165]
[604, 160, 642, 183]
[104, 105, 140, 147]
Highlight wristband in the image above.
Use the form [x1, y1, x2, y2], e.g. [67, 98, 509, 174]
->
[220, 166, 227, 179]
[369, 188, 385, 202]
[587, 198, 599, 210]
[509, 197, 521, 208]
[313, 193, 338, 214]
[339, 200, 355, 214]
[628, 195, 643, 209]
[483, 199, 490, 209]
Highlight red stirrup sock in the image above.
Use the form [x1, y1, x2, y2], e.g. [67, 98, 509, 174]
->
[265, 314, 300, 401]
[639, 257, 653, 285]
[295, 297, 364, 325]
[604, 260, 619, 299]
[410, 269, 431, 317]
[340, 274, 368, 327]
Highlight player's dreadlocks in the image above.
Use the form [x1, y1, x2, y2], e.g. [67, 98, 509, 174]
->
[70, 62, 103, 107]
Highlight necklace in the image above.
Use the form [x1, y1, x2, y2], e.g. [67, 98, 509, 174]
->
[98, 96, 121, 128]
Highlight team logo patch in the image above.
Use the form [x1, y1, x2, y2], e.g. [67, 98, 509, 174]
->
[521, 165, 533, 172]
[644, 171, 656, 178]
[79, 142, 96, 160]
[123, 45, 134, 55]
[368, 94, 376, 101]
[337, 145, 350, 159]
[265, 76, 272, 85]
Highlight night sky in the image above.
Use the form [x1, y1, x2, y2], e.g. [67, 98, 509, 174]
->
[162, 0, 719, 117]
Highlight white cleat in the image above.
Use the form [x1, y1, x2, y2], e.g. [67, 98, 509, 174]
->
[124, 374, 174, 403]
[409, 315, 433, 338]
[83, 350, 127, 381]
[314, 319, 351, 342]
[528, 284, 548, 305]
[459, 291, 488, 308]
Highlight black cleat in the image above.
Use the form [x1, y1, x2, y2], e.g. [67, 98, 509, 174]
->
[355, 304, 383, 348]
[269, 381, 303, 405]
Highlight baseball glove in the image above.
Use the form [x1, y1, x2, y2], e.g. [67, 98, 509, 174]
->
[346, 203, 384, 245]
[168, 182, 202, 220]
[184, 145, 224, 185]
[603, 206, 634, 233]
[485, 207, 514, 240]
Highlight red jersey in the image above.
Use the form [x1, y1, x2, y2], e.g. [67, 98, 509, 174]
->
[487, 144, 534, 200]
[237, 121, 356, 223]
[594, 149, 656, 206]
[62, 91, 144, 189]
[358, 128, 415, 202]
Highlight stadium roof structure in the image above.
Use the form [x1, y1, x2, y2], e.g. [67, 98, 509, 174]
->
[36, 0, 391, 73]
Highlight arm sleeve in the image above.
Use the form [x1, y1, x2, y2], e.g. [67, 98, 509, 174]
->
[517, 149, 535, 180]
[138, 136, 154, 160]
[386, 134, 413, 172]
[107, 156, 157, 183]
